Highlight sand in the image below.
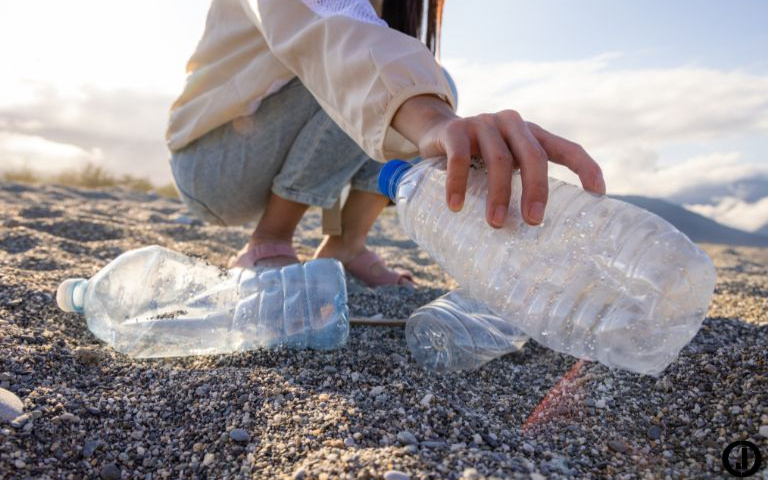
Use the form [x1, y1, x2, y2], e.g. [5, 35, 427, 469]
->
[0, 182, 766, 479]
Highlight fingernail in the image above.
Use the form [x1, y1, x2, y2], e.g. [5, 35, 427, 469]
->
[449, 194, 463, 212]
[492, 205, 507, 226]
[528, 202, 545, 224]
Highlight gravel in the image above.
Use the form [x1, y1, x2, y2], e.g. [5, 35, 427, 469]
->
[0, 182, 766, 479]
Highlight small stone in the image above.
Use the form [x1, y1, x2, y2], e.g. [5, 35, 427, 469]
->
[758, 426, 768, 438]
[421, 441, 446, 449]
[647, 425, 663, 440]
[100, 462, 121, 480]
[0, 387, 23, 422]
[58, 412, 80, 422]
[419, 393, 434, 408]
[83, 440, 101, 458]
[344, 437, 356, 448]
[608, 439, 630, 454]
[530, 474, 546, 480]
[293, 467, 306, 480]
[195, 385, 210, 396]
[202, 453, 215, 467]
[350, 372, 361, 382]
[383, 470, 410, 480]
[522, 442, 535, 455]
[14, 459, 25, 469]
[369, 386, 385, 397]
[74, 347, 103, 365]
[594, 399, 607, 409]
[461, 468, 481, 480]
[10, 413, 29, 428]
[400, 444, 418, 454]
[397, 431, 418, 445]
[229, 428, 250, 443]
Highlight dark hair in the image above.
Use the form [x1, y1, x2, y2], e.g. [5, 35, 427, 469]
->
[381, 0, 445, 58]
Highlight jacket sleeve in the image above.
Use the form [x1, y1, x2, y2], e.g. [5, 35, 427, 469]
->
[240, 0, 457, 162]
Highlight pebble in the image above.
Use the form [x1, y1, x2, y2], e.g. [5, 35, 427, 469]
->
[100, 463, 121, 480]
[0, 387, 23, 422]
[419, 393, 434, 407]
[369, 386, 385, 397]
[594, 398, 607, 409]
[461, 468, 481, 479]
[344, 437, 356, 447]
[421, 441, 446, 449]
[57, 412, 80, 422]
[229, 428, 250, 443]
[82, 440, 101, 457]
[383, 470, 410, 480]
[647, 425, 663, 440]
[608, 439, 631, 454]
[10, 413, 29, 428]
[397, 431, 418, 445]
[759, 426, 768, 438]
[202, 453, 215, 467]
[522, 442, 535, 455]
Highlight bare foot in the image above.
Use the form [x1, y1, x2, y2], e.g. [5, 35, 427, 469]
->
[314, 236, 413, 287]
[228, 239, 300, 269]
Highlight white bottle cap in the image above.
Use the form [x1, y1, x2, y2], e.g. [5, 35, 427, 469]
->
[56, 278, 87, 312]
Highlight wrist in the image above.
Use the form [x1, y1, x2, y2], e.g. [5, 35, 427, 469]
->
[392, 94, 456, 146]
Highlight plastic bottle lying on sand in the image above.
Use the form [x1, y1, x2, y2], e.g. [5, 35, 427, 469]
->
[56, 246, 349, 357]
[379, 157, 717, 375]
[406, 289, 528, 372]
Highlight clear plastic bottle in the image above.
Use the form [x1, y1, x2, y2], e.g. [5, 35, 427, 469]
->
[379, 157, 717, 375]
[56, 245, 349, 357]
[406, 289, 528, 372]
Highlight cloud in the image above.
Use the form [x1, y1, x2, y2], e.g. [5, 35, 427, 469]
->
[686, 196, 768, 233]
[0, 85, 175, 183]
[0, 131, 102, 172]
[443, 56, 768, 149]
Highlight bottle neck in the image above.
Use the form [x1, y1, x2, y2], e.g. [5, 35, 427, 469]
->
[71, 279, 88, 313]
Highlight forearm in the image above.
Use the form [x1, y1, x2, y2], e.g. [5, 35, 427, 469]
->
[391, 94, 457, 147]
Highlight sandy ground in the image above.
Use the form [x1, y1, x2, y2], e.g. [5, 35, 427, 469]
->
[0, 182, 766, 479]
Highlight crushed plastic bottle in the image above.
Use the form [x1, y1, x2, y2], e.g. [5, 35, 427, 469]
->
[406, 289, 528, 372]
[56, 245, 349, 357]
[379, 157, 717, 375]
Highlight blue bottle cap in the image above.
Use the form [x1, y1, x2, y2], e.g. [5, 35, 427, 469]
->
[377, 160, 413, 201]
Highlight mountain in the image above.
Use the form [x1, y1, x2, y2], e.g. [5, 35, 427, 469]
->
[667, 175, 768, 205]
[613, 195, 768, 247]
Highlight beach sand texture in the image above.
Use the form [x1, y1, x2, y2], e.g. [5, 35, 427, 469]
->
[1, 182, 766, 479]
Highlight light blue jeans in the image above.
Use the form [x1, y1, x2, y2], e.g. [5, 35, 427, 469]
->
[170, 78, 382, 226]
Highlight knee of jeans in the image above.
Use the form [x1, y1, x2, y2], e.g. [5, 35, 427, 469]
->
[176, 189, 229, 227]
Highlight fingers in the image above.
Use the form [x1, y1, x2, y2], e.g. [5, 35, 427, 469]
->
[495, 111, 549, 225]
[528, 122, 606, 195]
[442, 120, 472, 212]
[473, 116, 513, 227]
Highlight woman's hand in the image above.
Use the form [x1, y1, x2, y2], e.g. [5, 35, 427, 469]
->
[392, 95, 606, 228]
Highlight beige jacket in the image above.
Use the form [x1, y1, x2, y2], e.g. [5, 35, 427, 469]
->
[166, 0, 457, 161]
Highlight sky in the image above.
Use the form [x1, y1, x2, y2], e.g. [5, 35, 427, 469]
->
[1, 0, 767, 232]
